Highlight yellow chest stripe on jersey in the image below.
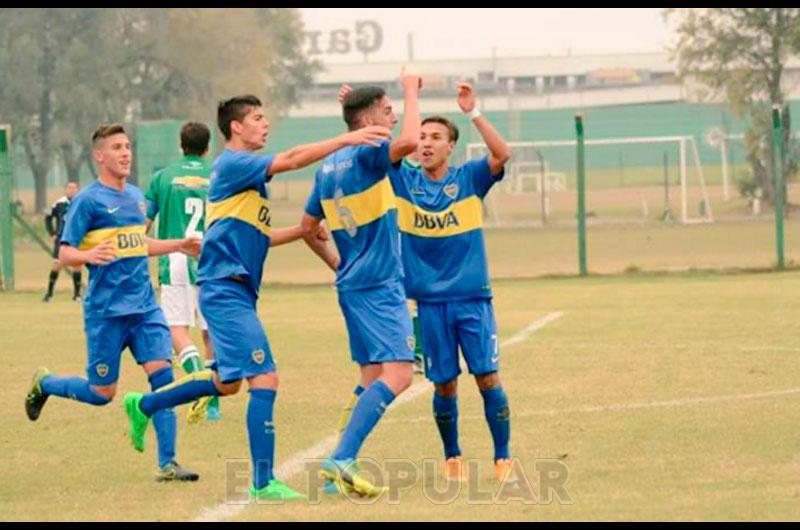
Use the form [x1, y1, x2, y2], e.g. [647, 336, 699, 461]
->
[321, 177, 396, 231]
[173, 176, 209, 188]
[396, 195, 483, 238]
[79, 225, 149, 258]
[207, 190, 271, 238]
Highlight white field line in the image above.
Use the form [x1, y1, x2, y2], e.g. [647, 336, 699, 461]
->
[192, 312, 564, 522]
[384, 387, 800, 425]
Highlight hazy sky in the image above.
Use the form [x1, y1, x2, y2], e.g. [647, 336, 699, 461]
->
[299, 8, 673, 63]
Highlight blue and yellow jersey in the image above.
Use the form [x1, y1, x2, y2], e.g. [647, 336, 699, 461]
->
[389, 156, 504, 302]
[60, 180, 157, 319]
[197, 149, 274, 296]
[305, 141, 403, 292]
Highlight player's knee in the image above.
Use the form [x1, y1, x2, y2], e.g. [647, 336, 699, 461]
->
[216, 380, 242, 396]
[218, 387, 238, 397]
[91, 384, 116, 404]
[248, 371, 279, 391]
[144, 360, 172, 375]
[475, 372, 501, 391]
[435, 380, 458, 398]
[392, 363, 414, 392]
[359, 364, 382, 388]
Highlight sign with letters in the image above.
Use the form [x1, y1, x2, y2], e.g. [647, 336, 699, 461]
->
[304, 20, 383, 57]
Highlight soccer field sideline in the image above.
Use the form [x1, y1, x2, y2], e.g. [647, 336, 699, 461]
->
[192, 311, 566, 522]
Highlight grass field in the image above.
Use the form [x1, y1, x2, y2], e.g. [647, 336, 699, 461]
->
[2, 269, 800, 521]
[3, 168, 800, 520]
[6, 215, 800, 292]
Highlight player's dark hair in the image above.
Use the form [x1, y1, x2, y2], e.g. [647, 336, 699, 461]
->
[217, 95, 262, 140]
[91, 123, 127, 147]
[343, 87, 386, 131]
[421, 116, 460, 143]
[181, 122, 211, 156]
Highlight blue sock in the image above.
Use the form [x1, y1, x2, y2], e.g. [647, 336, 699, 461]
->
[41, 375, 111, 406]
[139, 371, 219, 417]
[433, 393, 461, 459]
[149, 367, 176, 469]
[354, 385, 365, 397]
[481, 386, 511, 461]
[332, 380, 395, 461]
[248, 389, 277, 490]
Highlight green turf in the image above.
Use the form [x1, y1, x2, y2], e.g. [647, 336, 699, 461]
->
[2, 272, 800, 521]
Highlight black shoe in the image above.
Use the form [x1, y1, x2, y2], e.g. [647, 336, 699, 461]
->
[72, 294, 82, 301]
[156, 461, 200, 482]
[42, 294, 52, 303]
[25, 368, 51, 421]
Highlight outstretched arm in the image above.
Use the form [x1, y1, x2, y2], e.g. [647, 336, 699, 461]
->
[270, 225, 305, 247]
[146, 236, 201, 258]
[457, 83, 511, 175]
[269, 127, 392, 176]
[389, 68, 423, 163]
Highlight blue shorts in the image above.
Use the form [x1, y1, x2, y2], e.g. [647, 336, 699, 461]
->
[85, 308, 172, 386]
[417, 299, 499, 385]
[199, 278, 275, 384]
[338, 282, 415, 366]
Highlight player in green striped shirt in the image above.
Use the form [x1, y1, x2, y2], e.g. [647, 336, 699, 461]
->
[145, 122, 220, 421]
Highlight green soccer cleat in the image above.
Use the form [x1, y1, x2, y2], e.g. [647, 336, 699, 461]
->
[156, 461, 200, 482]
[320, 458, 386, 498]
[25, 367, 51, 421]
[206, 397, 222, 421]
[250, 479, 306, 501]
[123, 392, 150, 452]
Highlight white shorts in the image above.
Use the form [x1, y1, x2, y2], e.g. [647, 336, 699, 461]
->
[160, 284, 208, 330]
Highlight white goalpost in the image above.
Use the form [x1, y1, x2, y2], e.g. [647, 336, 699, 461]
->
[466, 135, 713, 227]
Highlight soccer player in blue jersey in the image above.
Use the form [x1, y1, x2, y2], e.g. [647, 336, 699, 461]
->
[390, 83, 514, 482]
[122, 95, 391, 501]
[300, 69, 422, 496]
[24, 124, 203, 481]
[337, 84, 425, 375]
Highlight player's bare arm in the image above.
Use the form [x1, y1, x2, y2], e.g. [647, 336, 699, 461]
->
[389, 68, 423, 163]
[300, 213, 340, 272]
[146, 236, 201, 258]
[457, 82, 511, 175]
[270, 126, 393, 175]
[59, 241, 117, 267]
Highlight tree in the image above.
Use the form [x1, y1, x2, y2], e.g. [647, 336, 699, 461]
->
[0, 9, 103, 211]
[0, 8, 318, 211]
[254, 8, 321, 115]
[668, 8, 800, 205]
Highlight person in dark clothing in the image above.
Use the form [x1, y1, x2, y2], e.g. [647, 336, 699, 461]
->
[43, 181, 82, 302]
